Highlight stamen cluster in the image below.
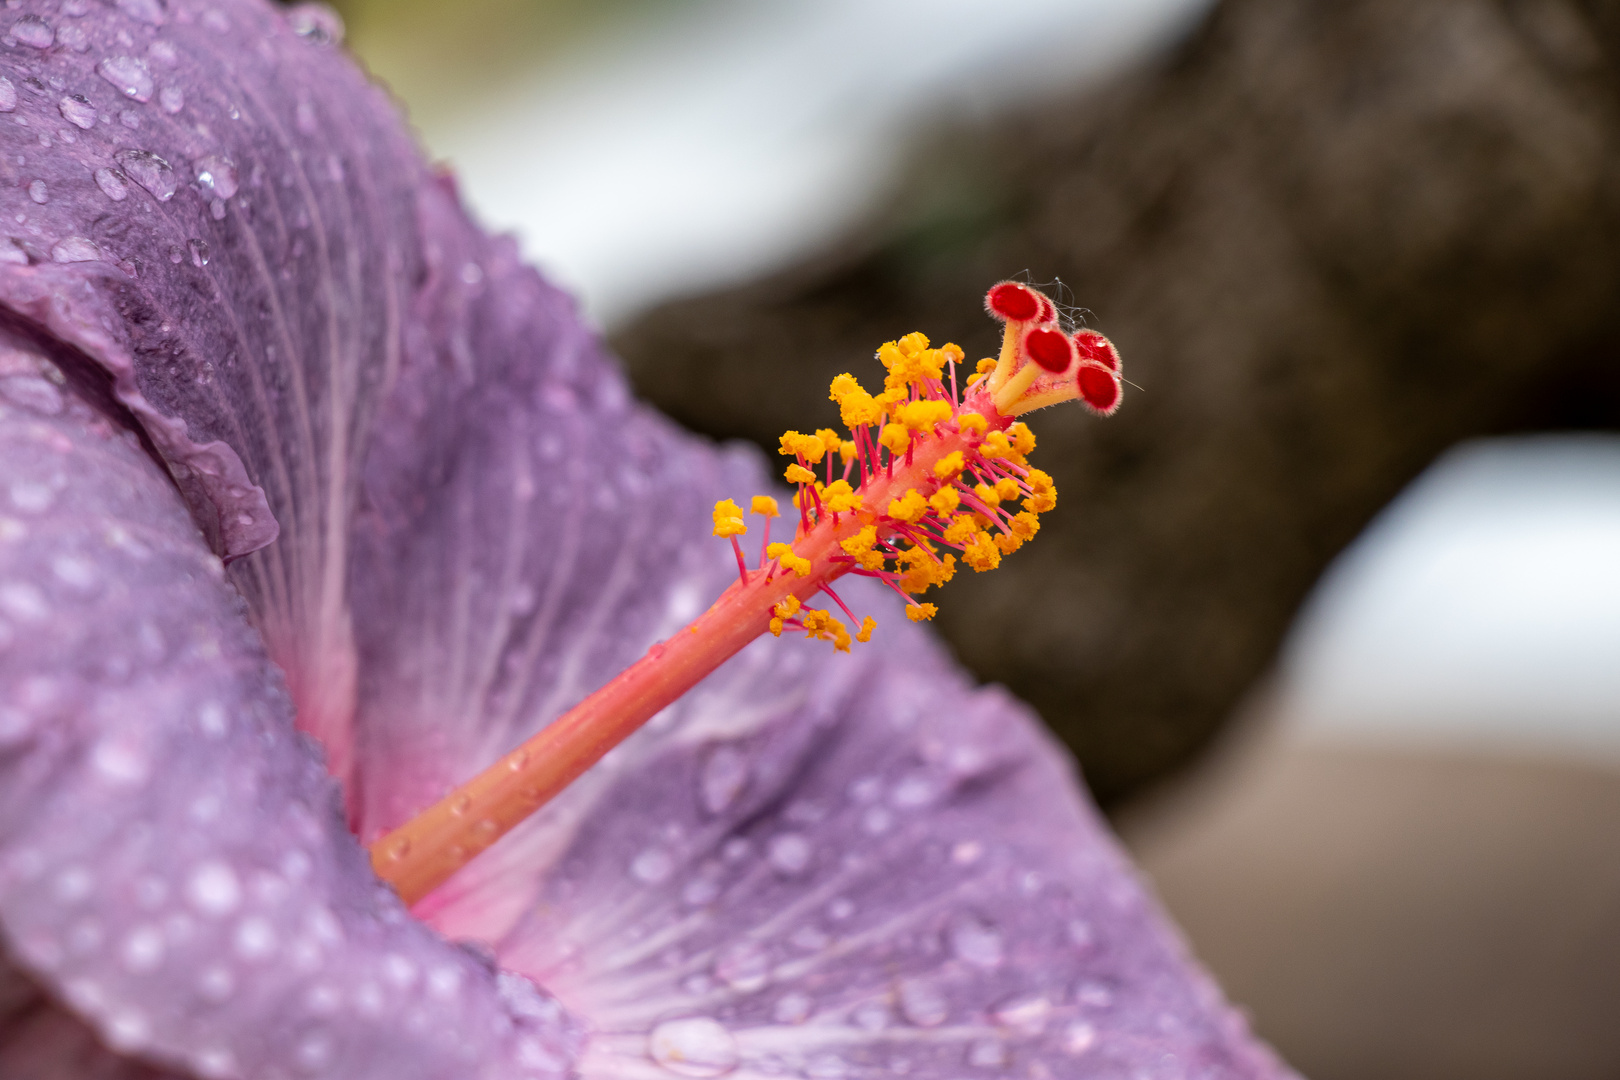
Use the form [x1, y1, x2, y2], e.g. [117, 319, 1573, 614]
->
[711, 281, 1122, 650]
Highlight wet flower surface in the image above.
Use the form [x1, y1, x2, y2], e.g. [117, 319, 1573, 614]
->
[0, 2, 1294, 1078]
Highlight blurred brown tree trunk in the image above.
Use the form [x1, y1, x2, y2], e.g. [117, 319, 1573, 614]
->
[613, 0, 1620, 806]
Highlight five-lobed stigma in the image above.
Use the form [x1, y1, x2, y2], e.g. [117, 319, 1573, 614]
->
[369, 281, 1122, 906]
[710, 279, 1121, 651]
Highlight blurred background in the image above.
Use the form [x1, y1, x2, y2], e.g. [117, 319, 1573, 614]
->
[326, 1, 1620, 1077]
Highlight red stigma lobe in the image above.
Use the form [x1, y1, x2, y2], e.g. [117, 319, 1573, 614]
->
[1026, 327, 1074, 372]
[987, 281, 1040, 322]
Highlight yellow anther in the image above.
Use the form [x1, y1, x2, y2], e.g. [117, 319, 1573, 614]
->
[994, 532, 1023, 555]
[840, 525, 887, 570]
[906, 603, 939, 622]
[875, 388, 908, 415]
[711, 499, 747, 538]
[784, 463, 817, 485]
[898, 399, 952, 432]
[974, 482, 1001, 509]
[958, 413, 988, 435]
[1010, 511, 1040, 541]
[751, 495, 781, 518]
[975, 357, 997, 375]
[933, 452, 965, 482]
[962, 533, 1003, 572]
[1008, 422, 1036, 456]
[877, 342, 905, 370]
[767, 542, 813, 577]
[879, 423, 911, 457]
[816, 428, 842, 455]
[774, 595, 801, 619]
[980, 430, 1013, 459]
[779, 430, 827, 464]
[939, 343, 965, 366]
[1027, 468, 1055, 494]
[898, 551, 955, 594]
[839, 440, 858, 465]
[994, 477, 1020, 502]
[830, 372, 863, 400]
[946, 514, 978, 550]
[898, 331, 930, 356]
[856, 616, 877, 643]
[835, 384, 881, 429]
[887, 488, 928, 524]
[822, 479, 864, 514]
[943, 514, 980, 546]
[1025, 492, 1058, 513]
[769, 617, 785, 636]
[928, 486, 961, 515]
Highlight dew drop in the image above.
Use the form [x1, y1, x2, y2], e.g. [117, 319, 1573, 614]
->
[55, 24, 88, 51]
[92, 738, 149, 785]
[507, 748, 530, 772]
[772, 991, 812, 1024]
[897, 978, 948, 1027]
[51, 237, 101, 264]
[51, 555, 97, 589]
[121, 925, 164, 973]
[992, 993, 1051, 1035]
[287, 4, 344, 46]
[966, 1038, 1008, 1068]
[158, 85, 183, 114]
[0, 77, 15, 112]
[10, 16, 53, 49]
[8, 480, 55, 513]
[1063, 1021, 1097, 1056]
[630, 846, 674, 885]
[947, 913, 1003, 969]
[105, 1010, 150, 1052]
[713, 940, 769, 993]
[767, 832, 812, 877]
[233, 916, 276, 960]
[699, 744, 748, 814]
[187, 238, 209, 267]
[853, 1001, 889, 1031]
[0, 581, 49, 622]
[26, 180, 46, 204]
[58, 95, 96, 130]
[385, 836, 410, 862]
[115, 149, 176, 201]
[194, 153, 237, 199]
[648, 1017, 739, 1077]
[97, 56, 153, 103]
[186, 861, 241, 916]
[0, 374, 55, 413]
[450, 794, 471, 817]
[117, 0, 167, 27]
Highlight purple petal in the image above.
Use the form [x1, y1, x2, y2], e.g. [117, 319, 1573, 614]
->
[476, 611, 1294, 1079]
[0, 0, 432, 775]
[0, 335, 579, 1078]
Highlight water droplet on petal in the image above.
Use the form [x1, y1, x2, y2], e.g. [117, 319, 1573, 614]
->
[94, 167, 129, 201]
[97, 56, 153, 103]
[648, 1017, 739, 1078]
[0, 582, 49, 622]
[26, 180, 46, 204]
[384, 836, 410, 862]
[121, 926, 164, 973]
[713, 940, 770, 993]
[772, 991, 812, 1024]
[187, 238, 209, 267]
[0, 77, 15, 112]
[158, 85, 183, 114]
[10, 16, 54, 49]
[991, 993, 1051, 1035]
[897, 978, 949, 1027]
[115, 149, 176, 201]
[450, 794, 471, 817]
[117, 0, 167, 27]
[966, 1038, 1008, 1068]
[1063, 1021, 1097, 1055]
[0, 376, 62, 414]
[58, 95, 96, 129]
[947, 912, 1003, 968]
[51, 237, 100, 264]
[631, 846, 674, 885]
[699, 744, 748, 814]
[194, 153, 237, 199]
[186, 862, 241, 916]
[287, 4, 344, 45]
[767, 833, 812, 877]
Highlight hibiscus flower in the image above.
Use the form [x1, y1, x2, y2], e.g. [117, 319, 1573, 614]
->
[0, 2, 1295, 1078]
